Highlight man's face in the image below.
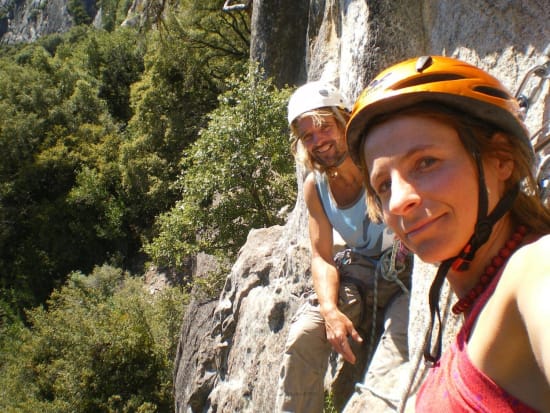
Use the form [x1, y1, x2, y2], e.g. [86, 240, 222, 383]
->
[296, 116, 348, 168]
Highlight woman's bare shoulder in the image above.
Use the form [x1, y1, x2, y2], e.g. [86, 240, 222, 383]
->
[501, 234, 550, 297]
[508, 233, 550, 314]
[518, 233, 550, 264]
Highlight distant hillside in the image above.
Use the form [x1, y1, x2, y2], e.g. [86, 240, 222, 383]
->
[0, 0, 147, 43]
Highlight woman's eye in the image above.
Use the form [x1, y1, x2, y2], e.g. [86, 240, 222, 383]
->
[376, 179, 391, 196]
[418, 157, 437, 170]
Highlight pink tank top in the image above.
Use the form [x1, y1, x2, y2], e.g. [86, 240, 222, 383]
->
[415, 268, 539, 412]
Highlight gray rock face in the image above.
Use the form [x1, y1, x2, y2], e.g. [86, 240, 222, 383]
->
[174, 208, 312, 412]
[0, 0, 73, 43]
[175, 1, 550, 412]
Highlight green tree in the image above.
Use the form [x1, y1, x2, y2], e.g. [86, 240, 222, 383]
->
[145, 67, 296, 269]
[0, 0, 251, 314]
[0, 27, 146, 312]
[67, 0, 93, 25]
[165, 0, 250, 86]
[83, 29, 146, 123]
[0, 265, 187, 412]
[117, 30, 223, 236]
[0, 42, 96, 310]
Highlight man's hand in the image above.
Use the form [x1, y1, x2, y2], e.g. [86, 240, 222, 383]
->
[322, 308, 363, 364]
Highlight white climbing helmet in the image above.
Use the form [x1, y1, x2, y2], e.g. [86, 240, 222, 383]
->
[287, 81, 349, 125]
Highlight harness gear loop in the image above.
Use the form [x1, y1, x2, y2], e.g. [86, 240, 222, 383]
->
[336, 246, 411, 364]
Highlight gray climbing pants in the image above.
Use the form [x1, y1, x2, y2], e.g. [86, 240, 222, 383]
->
[275, 251, 411, 412]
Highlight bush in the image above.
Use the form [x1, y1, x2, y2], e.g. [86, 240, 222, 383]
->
[145, 65, 296, 269]
[0, 264, 188, 413]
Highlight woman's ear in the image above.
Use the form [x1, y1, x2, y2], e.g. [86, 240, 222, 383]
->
[490, 132, 514, 180]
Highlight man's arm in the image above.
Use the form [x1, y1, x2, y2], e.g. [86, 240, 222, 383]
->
[304, 174, 362, 363]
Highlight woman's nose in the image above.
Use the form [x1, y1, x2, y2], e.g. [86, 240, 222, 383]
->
[388, 174, 420, 215]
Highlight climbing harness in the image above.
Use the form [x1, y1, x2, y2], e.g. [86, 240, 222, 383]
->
[370, 241, 412, 363]
[336, 243, 411, 365]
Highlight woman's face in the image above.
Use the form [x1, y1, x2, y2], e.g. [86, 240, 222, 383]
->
[363, 115, 489, 263]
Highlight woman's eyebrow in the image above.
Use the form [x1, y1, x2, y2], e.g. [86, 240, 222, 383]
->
[368, 143, 436, 180]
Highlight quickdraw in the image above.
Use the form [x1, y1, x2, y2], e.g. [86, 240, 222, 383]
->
[515, 44, 550, 120]
[515, 44, 550, 206]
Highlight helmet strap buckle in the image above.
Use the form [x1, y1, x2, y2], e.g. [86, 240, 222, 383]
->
[451, 244, 473, 271]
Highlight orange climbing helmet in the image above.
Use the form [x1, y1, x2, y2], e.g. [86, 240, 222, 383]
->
[346, 55, 533, 166]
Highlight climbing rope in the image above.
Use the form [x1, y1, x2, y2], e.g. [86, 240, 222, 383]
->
[367, 240, 411, 364]
[379, 240, 411, 296]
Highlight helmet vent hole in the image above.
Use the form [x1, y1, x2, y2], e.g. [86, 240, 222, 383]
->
[473, 86, 510, 100]
[394, 74, 465, 90]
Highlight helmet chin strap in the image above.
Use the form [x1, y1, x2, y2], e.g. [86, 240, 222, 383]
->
[423, 150, 520, 365]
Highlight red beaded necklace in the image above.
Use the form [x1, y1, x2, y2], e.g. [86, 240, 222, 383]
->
[451, 225, 527, 315]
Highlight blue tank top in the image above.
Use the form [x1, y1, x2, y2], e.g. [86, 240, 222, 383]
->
[314, 172, 392, 257]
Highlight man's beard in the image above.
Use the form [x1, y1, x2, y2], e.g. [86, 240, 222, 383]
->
[313, 150, 348, 169]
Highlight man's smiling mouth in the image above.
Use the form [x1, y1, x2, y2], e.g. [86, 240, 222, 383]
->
[316, 143, 332, 154]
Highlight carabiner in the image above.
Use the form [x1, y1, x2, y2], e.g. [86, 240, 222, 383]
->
[515, 45, 550, 119]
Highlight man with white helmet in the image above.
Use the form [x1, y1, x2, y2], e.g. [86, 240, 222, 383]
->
[276, 81, 412, 412]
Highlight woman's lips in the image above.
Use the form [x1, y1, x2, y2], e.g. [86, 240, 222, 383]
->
[404, 214, 443, 240]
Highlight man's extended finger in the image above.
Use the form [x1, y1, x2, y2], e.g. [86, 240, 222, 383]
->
[349, 327, 363, 343]
[340, 339, 356, 364]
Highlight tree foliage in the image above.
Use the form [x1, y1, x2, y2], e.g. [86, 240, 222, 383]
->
[0, 1, 279, 409]
[0, 265, 187, 413]
[145, 66, 296, 268]
[0, 0, 295, 409]
[0, 27, 147, 312]
[0, 0, 255, 315]
[163, 0, 250, 85]
[117, 34, 219, 226]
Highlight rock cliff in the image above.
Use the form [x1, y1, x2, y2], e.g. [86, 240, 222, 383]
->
[0, 0, 74, 43]
[174, 1, 549, 412]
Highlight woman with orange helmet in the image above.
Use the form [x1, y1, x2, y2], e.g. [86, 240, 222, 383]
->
[346, 56, 550, 412]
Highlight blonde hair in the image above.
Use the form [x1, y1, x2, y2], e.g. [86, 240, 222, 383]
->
[290, 107, 350, 173]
